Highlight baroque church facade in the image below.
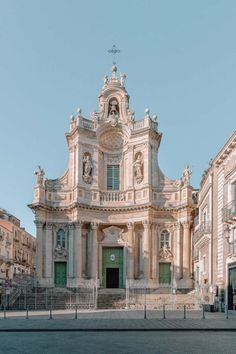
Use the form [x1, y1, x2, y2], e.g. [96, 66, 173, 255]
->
[30, 64, 197, 290]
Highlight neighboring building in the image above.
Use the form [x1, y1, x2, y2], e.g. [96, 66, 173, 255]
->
[0, 208, 35, 280]
[193, 131, 236, 311]
[0, 221, 14, 281]
[29, 64, 196, 289]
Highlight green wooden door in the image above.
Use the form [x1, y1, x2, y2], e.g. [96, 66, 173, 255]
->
[102, 247, 123, 288]
[54, 262, 67, 287]
[159, 263, 171, 284]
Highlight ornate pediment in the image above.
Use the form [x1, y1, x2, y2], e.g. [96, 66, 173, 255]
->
[102, 226, 125, 244]
[54, 245, 68, 260]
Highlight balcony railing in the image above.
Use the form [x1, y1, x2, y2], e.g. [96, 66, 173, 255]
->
[193, 221, 211, 244]
[222, 200, 236, 223]
[228, 242, 236, 255]
[100, 191, 126, 203]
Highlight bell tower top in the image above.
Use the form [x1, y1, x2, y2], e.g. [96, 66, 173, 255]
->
[97, 61, 131, 126]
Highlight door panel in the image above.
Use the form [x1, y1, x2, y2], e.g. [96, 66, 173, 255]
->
[159, 262, 171, 284]
[54, 262, 67, 287]
[102, 247, 123, 288]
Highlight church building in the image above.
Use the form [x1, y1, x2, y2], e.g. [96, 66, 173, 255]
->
[29, 64, 196, 290]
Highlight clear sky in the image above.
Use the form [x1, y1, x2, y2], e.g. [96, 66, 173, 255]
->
[0, 0, 235, 236]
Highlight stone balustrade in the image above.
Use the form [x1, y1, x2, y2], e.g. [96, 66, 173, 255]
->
[100, 191, 126, 203]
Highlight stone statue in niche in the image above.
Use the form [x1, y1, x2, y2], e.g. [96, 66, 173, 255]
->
[134, 153, 143, 184]
[108, 98, 119, 126]
[83, 153, 93, 184]
[182, 165, 192, 186]
[34, 165, 45, 186]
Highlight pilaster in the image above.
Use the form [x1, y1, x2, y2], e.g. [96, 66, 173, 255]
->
[91, 222, 99, 279]
[74, 221, 82, 280]
[127, 222, 134, 279]
[142, 220, 151, 279]
[34, 220, 44, 281]
[151, 223, 158, 280]
[68, 223, 74, 278]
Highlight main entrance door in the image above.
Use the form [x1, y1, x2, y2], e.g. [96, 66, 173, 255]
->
[54, 262, 67, 287]
[159, 262, 171, 284]
[102, 247, 123, 288]
[106, 268, 119, 288]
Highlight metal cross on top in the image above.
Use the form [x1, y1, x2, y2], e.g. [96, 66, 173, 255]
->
[108, 45, 120, 64]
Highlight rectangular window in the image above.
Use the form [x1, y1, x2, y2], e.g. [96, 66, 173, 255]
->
[107, 165, 120, 190]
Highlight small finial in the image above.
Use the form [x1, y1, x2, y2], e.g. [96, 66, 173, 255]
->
[145, 108, 150, 115]
[152, 114, 158, 122]
[111, 63, 117, 79]
[103, 75, 109, 86]
[70, 114, 75, 121]
[77, 108, 82, 116]
[120, 73, 126, 87]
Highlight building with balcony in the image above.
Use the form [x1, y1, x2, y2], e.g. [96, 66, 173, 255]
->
[193, 173, 213, 304]
[0, 208, 35, 280]
[193, 130, 236, 311]
[0, 221, 14, 281]
[29, 64, 197, 290]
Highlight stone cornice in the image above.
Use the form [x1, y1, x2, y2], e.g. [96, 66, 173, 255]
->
[214, 130, 236, 167]
[28, 200, 195, 214]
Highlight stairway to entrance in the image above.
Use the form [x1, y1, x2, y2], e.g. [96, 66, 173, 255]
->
[97, 289, 126, 309]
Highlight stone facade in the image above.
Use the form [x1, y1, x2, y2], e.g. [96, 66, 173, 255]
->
[0, 208, 36, 281]
[29, 65, 196, 289]
[193, 131, 236, 310]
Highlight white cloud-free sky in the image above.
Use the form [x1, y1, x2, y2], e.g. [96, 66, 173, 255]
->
[0, 0, 235, 235]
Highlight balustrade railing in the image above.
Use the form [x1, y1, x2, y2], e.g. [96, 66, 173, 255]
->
[133, 119, 145, 130]
[222, 200, 236, 222]
[81, 118, 94, 130]
[193, 221, 211, 244]
[100, 191, 126, 203]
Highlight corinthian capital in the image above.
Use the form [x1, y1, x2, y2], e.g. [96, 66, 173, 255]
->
[127, 222, 134, 230]
[91, 222, 99, 230]
[182, 221, 190, 229]
[142, 220, 151, 229]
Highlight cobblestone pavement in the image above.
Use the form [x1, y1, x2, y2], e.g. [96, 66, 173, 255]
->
[0, 309, 235, 331]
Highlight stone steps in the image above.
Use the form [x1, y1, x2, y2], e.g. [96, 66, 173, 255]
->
[97, 289, 126, 309]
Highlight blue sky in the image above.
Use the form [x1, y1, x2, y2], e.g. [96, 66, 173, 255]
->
[0, 0, 235, 235]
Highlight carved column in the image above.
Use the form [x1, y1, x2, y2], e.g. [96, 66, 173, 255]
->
[182, 222, 190, 278]
[68, 224, 74, 278]
[91, 222, 99, 279]
[175, 222, 182, 280]
[151, 223, 157, 280]
[45, 223, 53, 279]
[34, 220, 44, 281]
[142, 221, 151, 279]
[127, 223, 134, 279]
[74, 221, 82, 280]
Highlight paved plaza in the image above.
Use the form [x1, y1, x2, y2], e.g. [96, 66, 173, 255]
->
[0, 331, 236, 354]
[0, 309, 235, 331]
[0, 310, 235, 353]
